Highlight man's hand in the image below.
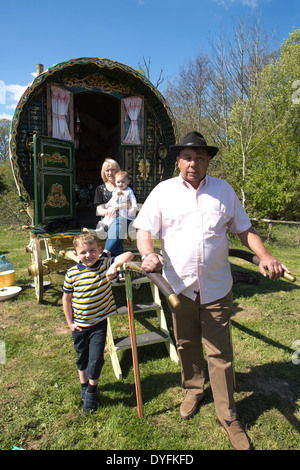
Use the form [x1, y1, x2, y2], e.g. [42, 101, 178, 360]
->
[258, 254, 290, 281]
[238, 227, 290, 281]
[141, 252, 164, 272]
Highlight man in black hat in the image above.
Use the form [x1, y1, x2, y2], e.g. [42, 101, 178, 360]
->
[133, 131, 290, 450]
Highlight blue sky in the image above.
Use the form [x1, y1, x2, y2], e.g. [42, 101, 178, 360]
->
[0, 0, 299, 120]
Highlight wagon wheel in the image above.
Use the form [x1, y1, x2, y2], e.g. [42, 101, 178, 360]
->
[31, 237, 44, 303]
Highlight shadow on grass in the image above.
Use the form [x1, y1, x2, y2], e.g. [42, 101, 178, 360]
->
[235, 361, 300, 433]
[100, 369, 183, 413]
[231, 319, 294, 354]
[231, 320, 300, 432]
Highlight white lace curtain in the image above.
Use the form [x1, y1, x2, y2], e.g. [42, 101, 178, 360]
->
[51, 86, 72, 140]
[123, 97, 143, 144]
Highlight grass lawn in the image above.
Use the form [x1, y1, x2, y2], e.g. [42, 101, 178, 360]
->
[0, 225, 299, 451]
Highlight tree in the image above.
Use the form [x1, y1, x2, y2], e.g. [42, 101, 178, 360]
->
[0, 118, 31, 226]
[0, 119, 11, 162]
[207, 27, 231, 153]
[218, 14, 280, 207]
[163, 13, 279, 190]
[164, 50, 212, 138]
[0, 160, 30, 226]
[240, 28, 300, 220]
[138, 56, 164, 89]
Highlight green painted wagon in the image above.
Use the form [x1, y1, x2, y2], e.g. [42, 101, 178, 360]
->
[9, 57, 178, 301]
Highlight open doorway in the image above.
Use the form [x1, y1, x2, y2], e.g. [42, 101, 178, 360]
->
[74, 92, 120, 225]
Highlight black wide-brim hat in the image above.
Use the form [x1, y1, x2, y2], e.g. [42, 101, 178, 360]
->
[170, 131, 219, 159]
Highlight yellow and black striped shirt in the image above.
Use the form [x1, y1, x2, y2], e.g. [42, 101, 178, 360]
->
[63, 256, 117, 328]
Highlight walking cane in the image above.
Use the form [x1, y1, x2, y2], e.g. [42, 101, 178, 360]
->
[124, 262, 180, 418]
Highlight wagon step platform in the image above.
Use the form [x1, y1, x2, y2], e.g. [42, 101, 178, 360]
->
[113, 330, 169, 351]
[116, 301, 160, 316]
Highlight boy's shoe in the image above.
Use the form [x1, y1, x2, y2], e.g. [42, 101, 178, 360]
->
[83, 391, 97, 415]
[81, 384, 88, 403]
[218, 417, 250, 450]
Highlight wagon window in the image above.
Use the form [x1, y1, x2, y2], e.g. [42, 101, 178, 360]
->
[47, 85, 74, 141]
[121, 96, 144, 145]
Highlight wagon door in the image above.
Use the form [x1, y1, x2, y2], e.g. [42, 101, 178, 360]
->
[33, 135, 75, 226]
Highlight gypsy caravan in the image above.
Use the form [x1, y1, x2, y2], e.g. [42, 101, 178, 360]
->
[9, 57, 178, 300]
[10, 57, 178, 227]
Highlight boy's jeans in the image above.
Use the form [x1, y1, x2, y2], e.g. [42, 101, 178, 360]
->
[72, 319, 107, 380]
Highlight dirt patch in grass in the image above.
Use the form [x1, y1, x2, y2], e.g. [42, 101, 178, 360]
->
[256, 376, 295, 402]
[232, 302, 262, 320]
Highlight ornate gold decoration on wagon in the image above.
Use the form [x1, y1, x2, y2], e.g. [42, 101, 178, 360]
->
[62, 74, 131, 95]
[26, 136, 34, 152]
[138, 159, 150, 180]
[44, 183, 69, 208]
[158, 145, 167, 159]
[39, 152, 69, 167]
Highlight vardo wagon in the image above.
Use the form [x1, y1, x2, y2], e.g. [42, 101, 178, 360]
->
[9, 57, 178, 301]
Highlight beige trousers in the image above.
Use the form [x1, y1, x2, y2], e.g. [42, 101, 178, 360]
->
[169, 290, 236, 421]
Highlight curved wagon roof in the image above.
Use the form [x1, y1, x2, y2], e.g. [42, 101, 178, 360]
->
[10, 57, 178, 203]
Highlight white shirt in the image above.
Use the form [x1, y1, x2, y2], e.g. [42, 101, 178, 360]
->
[133, 174, 251, 304]
[108, 187, 137, 220]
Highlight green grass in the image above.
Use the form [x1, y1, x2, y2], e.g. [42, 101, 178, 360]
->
[0, 225, 299, 450]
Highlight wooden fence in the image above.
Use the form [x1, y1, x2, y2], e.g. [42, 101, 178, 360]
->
[250, 218, 300, 242]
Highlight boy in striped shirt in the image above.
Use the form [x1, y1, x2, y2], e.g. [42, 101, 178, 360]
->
[63, 232, 133, 414]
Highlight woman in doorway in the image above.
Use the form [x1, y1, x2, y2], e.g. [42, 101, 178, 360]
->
[94, 158, 120, 213]
[94, 158, 125, 258]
